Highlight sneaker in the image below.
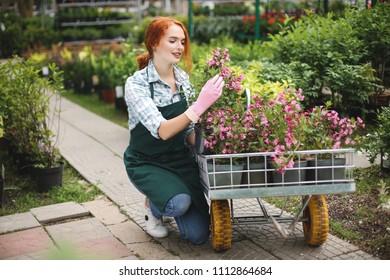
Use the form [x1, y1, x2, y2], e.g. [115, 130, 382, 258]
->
[142, 204, 169, 238]
[163, 216, 174, 223]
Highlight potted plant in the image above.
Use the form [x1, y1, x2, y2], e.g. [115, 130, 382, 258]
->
[368, 90, 390, 107]
[244, 88, 309, 185]
[193, 48, 247, 186]
[59, 46, 97, 94]
[1, 56, 65, 191]
[111, 44, 139, 111]
[194, 48, 246, 153]
[361, 107, 390, 171]
[303, 101, 365, 181]
[96, 50, 120, 104]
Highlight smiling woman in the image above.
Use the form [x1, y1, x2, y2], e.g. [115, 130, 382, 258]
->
[137, 17, 192, 73]
[122, 17, 224, 245]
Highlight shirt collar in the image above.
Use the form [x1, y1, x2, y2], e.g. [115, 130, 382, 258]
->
[147, 59, 188, 86]
[146, 60, 160, 83]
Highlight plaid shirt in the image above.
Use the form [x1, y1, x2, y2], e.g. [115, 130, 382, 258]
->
[124, 60, 195, 140]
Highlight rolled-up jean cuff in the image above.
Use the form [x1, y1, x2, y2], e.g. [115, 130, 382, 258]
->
[150, 193, 191, 219]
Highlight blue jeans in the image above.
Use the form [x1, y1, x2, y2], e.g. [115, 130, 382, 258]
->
[150, 193, 210, 245]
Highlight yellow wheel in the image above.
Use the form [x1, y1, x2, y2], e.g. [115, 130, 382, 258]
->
[302, 195, 329, 246]
[210, 200, 232, 251]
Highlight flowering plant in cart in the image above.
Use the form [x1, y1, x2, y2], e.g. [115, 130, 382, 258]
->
[196, 48, 247, 155]
[303, 101, 365, 156]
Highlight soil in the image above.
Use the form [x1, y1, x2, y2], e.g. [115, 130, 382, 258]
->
[326, 191, 390, 259]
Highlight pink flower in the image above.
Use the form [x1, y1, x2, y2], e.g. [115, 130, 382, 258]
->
[286, 160, 295, 169]
[333, 142, 341, 149]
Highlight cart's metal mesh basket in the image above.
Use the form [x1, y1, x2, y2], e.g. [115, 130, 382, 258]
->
[196, 149, 356, 200]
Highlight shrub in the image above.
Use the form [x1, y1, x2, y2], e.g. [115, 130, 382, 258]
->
[260, 9, 379, 116]
[22, 16, 59, 49]
[192, 16, 243, 44]
[0, 12, 25, 58]
[361, 107, 390, 167]
[345, 2, 390, 87]
[1, 56, 65, 168]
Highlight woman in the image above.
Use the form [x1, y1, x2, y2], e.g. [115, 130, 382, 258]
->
[123, 17, 224, 245]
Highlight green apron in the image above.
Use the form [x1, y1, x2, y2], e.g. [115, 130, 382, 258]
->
[123, 76, 209, 217]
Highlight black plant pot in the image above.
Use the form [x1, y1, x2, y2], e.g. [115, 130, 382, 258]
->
[306, 158, 346, 183]
[194, 125, 211, 155]
[115, 97, 127, 112]
[6, 146, 35, 175]
[31, 162, 65, 192]
[19, 159, 41, 175]
[241, 157, 273, 187]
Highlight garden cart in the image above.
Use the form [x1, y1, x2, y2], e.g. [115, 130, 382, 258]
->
[195, 148, 356, 251]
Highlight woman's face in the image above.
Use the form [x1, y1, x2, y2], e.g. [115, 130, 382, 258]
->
[154, 23, 186, 65]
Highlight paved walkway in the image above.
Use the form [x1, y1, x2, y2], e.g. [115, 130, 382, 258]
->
[0, 96, 378, 260]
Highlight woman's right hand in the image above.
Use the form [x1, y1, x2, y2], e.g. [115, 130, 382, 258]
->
[185, 75, 224, 122]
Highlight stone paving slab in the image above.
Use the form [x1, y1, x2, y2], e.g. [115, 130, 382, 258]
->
[5, 247, 62, 260]
[82, 197, 128, 226]
[45, 217, 133, 259]
[60, 236, 134, 260]
[107, 220, 152, 244]
[126, 241, 181, 260]
[0, 227, 54, 259]
[0, 212, 40, 234]
[30, 201, 90, 224]
[46, 217, 113, 244]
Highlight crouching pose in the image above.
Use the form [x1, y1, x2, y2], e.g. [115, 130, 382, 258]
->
[123, 17, 224, 244]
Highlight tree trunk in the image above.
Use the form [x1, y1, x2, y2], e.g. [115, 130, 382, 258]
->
[17, 0, 34, 18]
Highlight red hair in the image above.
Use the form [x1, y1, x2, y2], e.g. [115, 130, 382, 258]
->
[136, 17, 192, 73]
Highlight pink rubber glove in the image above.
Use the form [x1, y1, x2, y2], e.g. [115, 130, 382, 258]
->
[185, 75, 224, 122]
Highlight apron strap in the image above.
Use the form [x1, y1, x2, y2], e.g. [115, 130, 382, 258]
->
[147, 65, 184, 100]
[146, 67, 155, 100]
[150, 83, 154, 99]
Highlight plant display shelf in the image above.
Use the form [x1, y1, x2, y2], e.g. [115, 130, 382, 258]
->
[56, 0, 136, 8]
[56, 0, 137, 42]
[60, 18, 133, 27]
[196, 148, 356, 251]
